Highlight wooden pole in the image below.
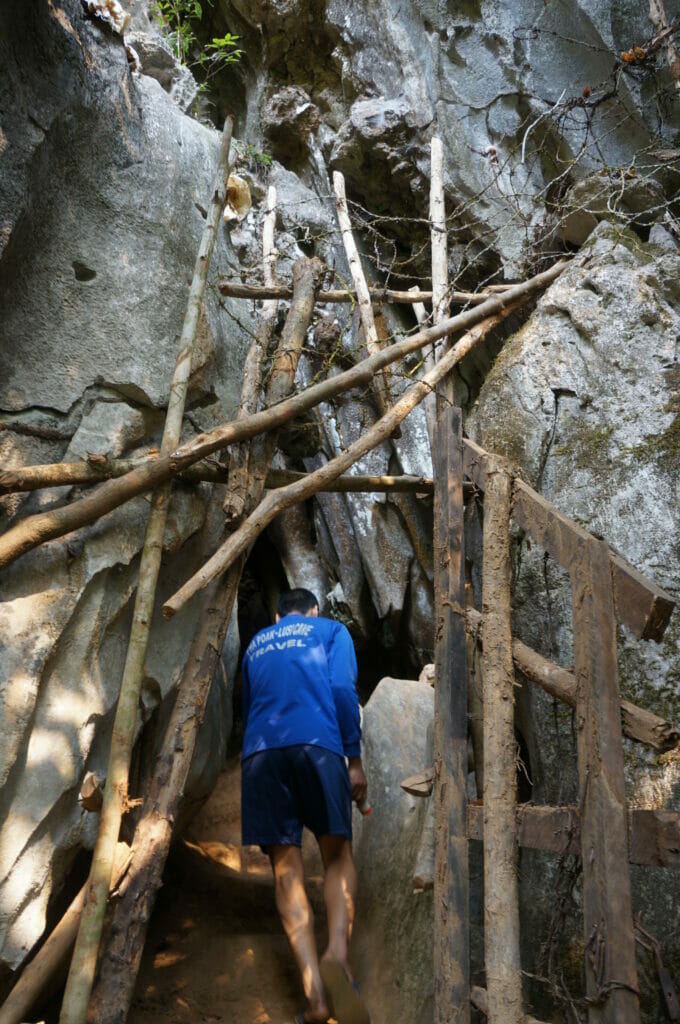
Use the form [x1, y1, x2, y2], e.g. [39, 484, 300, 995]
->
[0, 845, 130, 1024]
[162, 305, 521, 618]
[0, 260, 569, 574]
[571, 538, 640, 1024]
[433, 406, 469, 1023]
[332, 170, 397, 430]
[223, 183, 278, 521]
[58, 117, 235, 1024]
[218, 282, 512, 305]
[481, 457, 523, 1024]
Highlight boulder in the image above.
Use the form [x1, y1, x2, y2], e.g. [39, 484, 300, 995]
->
[352, 677, 435, 1024]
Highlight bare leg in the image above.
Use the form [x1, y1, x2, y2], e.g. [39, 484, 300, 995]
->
[268, 844, 330, 1023]
[317, 835, 357, 978]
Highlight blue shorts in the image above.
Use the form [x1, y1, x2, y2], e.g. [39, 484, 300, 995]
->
[241, 744, 352, 849]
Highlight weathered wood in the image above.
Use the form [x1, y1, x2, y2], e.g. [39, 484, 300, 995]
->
[218, 282, 508, 305]
[481, 457, 523, 1024]
[461, 439, 675, 642]
[400, 769, 435, 797]
[163, 306, 520, 617]
[571, 537, 639, 1024]
[59, 117, 235, 1024]
[467, 803, 680, 867]
[467, 608, 680, 753]
[0, 260, 568, 573]
[430, 136, 450, 358]
[466, 579, 485, 798]
[333, 169, 396, 428]
[470, 986, 547, 1024]
[224, 182, 278, 521]
[0, 845, 130, 1024]
[0, 460, 435, 496]
[433, 405, 469, 1024]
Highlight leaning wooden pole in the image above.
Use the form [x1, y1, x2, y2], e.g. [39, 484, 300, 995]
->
[333, 170, 396, 428]
[58, 117, 234, 1024]
[433, 405, 469, 1023]
[163, 304, 522, 617]
[481, 456, 523, 1024]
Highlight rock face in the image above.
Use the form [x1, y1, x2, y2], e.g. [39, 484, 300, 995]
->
[0, 1, 249, 973]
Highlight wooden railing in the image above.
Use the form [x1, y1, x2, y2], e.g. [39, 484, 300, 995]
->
[433, 407, 677, 1024]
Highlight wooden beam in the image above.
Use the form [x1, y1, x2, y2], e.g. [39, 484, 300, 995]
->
[466, 608, 680, 753]
[571, 538, 640, 1024]
[433, 406, 469, 1023]
[481, 456, 523, 1024]
[218, 282, 512, 305]
[462, 439, 675, 643]
[466, 803, 680, 868]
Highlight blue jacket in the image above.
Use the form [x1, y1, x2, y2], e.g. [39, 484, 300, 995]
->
[241, 613, 361, 761]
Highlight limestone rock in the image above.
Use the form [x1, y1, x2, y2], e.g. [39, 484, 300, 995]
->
[352, 677, 435, 1024]
[262, 86, 320, 163]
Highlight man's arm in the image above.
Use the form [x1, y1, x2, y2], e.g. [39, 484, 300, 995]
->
[327, 623, 361, 757]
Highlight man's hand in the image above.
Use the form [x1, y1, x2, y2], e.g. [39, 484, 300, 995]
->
[348, 756, 368, 805]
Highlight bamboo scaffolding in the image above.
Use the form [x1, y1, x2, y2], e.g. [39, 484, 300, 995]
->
[481, 457, 523, 1024]
[58, 118, 235, 1024]
[0, 259, 568, 573]
[162, 303, 523, 618]
[88, 258, 321, 1024]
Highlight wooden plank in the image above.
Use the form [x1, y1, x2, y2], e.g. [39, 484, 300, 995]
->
[462, 439, 675, 642]
[466, 608, 680, 752]
[433, 406, 469, 1024]
[481, 456, 523, 1024]
[572, 538, 640, 1024]
[467, 804, 680, 867]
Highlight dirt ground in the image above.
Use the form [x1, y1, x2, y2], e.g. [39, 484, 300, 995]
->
[128, 756, 332, 1024]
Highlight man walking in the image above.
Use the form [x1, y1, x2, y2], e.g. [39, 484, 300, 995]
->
[240, 588, 370, 1024]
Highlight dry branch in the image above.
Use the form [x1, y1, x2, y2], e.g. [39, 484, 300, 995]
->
[218, 282, 511, 305]
[0, 260, 568, 573]
[59, 117, 235, 1024]
[163, 303, 521, 617]
[333, 170, 396, 427]
[466, 607, 679, 752]
[471, 986, 547, 1024]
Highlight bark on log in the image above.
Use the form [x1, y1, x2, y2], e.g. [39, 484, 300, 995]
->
[466, 607, 680, 752]
[333, 170, 397, 429]
[481, 458, 523, 1024]
[470, 986, 547, 1024]
[163, 303, 521, 617]
[0, 845, 130, 1024]
[0, 260, 568, 573]
[59, 117, 235, 1024]
[88, 260, 323, 1024]
[218, 282, 511, 305]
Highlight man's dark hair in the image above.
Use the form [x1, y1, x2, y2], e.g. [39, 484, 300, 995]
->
[277, 588, 319, 617]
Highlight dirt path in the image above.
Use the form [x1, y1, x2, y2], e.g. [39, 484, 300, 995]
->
[128, 757, 329, 1024]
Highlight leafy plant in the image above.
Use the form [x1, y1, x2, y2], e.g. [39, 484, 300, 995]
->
[154, 0, 241, 76]
[234, 140, 273, 169]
